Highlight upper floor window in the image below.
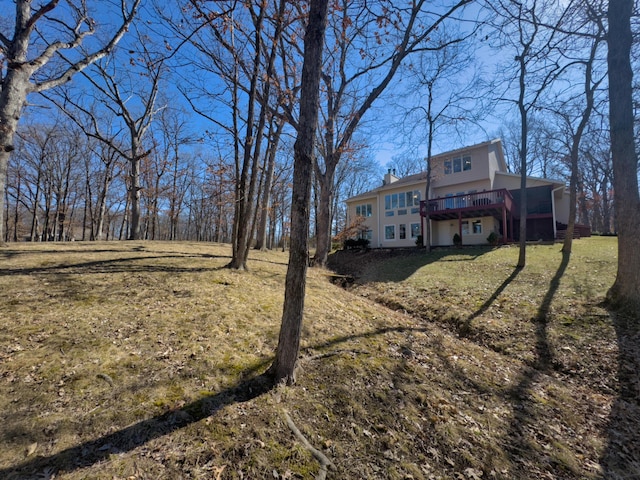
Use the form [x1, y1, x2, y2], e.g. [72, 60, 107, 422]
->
[355, 203, 372, 217]
[444, 155, 471, 175]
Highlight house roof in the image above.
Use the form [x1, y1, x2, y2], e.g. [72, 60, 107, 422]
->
[428, 138, 502, 162]
[494, 171, 566, 187]
[346, 171, 428, 203]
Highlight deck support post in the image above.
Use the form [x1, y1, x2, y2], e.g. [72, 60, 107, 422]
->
[510, 209, 514, 242]
[502, 204, 508, 244]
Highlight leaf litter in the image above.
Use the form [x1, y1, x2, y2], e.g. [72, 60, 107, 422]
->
[0, 238, 635, 479]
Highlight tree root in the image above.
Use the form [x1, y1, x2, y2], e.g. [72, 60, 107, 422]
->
[283, 410, 334, 480]
[303, 349, 368, 362]
[96, 373, 114, 387]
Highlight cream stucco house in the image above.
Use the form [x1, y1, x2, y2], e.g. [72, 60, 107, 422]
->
[345, 139, 571, 248]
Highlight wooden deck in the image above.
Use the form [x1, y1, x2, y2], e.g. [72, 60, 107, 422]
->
[420, 189, 515, 222]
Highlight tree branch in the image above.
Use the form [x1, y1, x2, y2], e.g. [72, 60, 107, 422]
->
[31, 0, 142, 93]
[25, 0, 60, 31]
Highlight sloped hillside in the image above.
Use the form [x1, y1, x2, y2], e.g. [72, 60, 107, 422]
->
[0, 239, 635, 479]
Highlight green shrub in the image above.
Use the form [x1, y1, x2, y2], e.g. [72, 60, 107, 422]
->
[344, 238, 370, 250]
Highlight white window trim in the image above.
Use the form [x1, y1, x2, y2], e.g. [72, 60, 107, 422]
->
[384, 224, 396, 241]
[410, 222, 421, 238]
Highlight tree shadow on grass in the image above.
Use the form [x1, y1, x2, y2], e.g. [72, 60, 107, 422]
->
[0, 254, 232, 277]
[503, 251, 571, 477]
[0, 324, 432, 479]
[601, 312, 640, 479]
[327, 246, 493, 284]
[0, 248, 289, 277]
[1, 372, 275, 479]
[458, 266, 522, 337]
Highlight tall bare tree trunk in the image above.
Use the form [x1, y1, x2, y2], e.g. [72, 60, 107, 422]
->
[96, 158, 115, 241]
[562, 38, 602, 253]
[269, 0, 329, 385]
[313, 165, 334, 265]
[83, 159, 92, 241]
[30, 165, 43, 241]
[0, 68, 29, 243]
[423, 81, 437, 253]
[601, 172, 612, 234]
[12, 169, 21, 242]
[606, 0, 640, 312]
[129, 151, 142, 241]
[516, 51, 528, 268]
[227, 5, 266, 270]
[256, 116, 285, 251]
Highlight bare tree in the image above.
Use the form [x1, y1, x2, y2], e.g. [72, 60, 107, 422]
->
[553, 6, 606, 253]
[5, 142, 26, 241]
[331, 142, 381, 239]
[10, 120, 87, 242]
[13, 123, 55, 241]
[399, 31, 486, 251]
[153, 107, 194, 241]
[580, 124, 614, 233]
[385, 154, 423, 179]
[311, 0, 475, 267]
[166, 0, 294, 268]
[46, 31, 166, 240]
[606, 0, 640, 312]
[89, 140, 123, 241]
[255, 112, 287, 251]
[268, 0, 330, 386]
[527, 0, 608, 253]
[488, 0, 569, 267]
[0, 0, 141, 243]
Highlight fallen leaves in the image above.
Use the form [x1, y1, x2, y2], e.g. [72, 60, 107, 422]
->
[26, 442, 37, 457]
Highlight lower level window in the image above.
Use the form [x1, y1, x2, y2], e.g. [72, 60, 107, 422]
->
[411, 223, 420, 238]
[385, 225, 396, 240]
[473, 220, 482, 234]
[399, 224, 406, 239]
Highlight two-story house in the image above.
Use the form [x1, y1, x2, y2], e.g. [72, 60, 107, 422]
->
[345, 139, 571, 248]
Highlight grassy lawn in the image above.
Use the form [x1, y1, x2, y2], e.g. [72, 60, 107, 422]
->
[0, 237, 636, 479]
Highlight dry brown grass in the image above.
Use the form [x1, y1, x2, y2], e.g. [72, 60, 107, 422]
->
[0, 238, 633, 479]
